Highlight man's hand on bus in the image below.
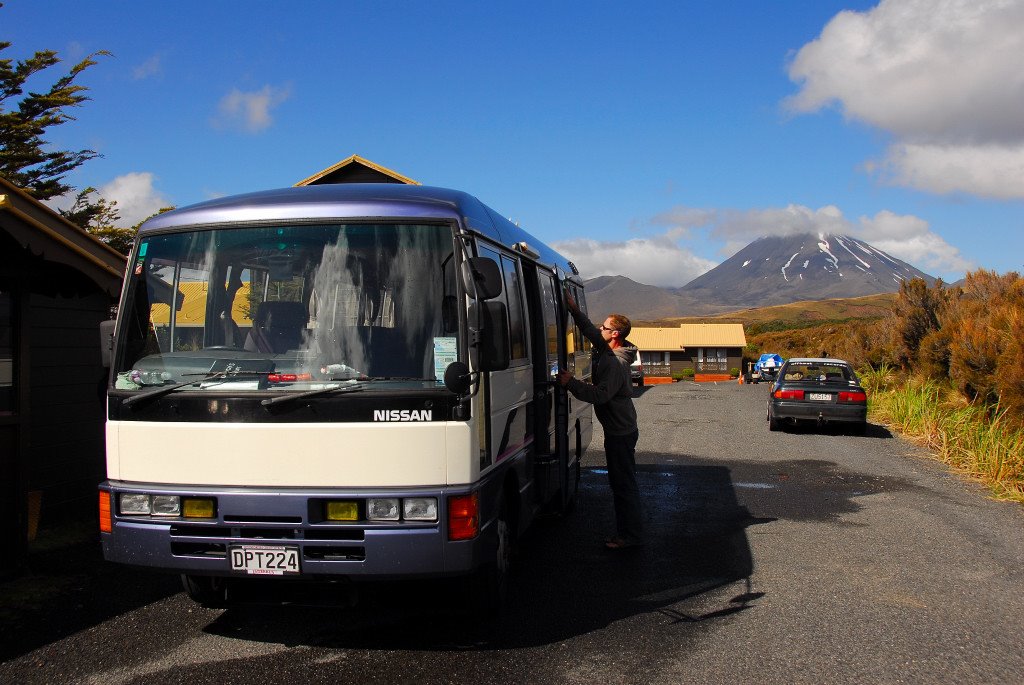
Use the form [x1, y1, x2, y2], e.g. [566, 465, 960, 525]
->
[556, 369, 573, 387]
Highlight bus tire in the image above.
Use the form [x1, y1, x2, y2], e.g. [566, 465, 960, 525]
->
[560, 455, 581, 516]
[470, 496, 512, 619]
[181, 574, 229, 609]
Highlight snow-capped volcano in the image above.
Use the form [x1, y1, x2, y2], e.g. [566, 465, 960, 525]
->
[676, 233, 934, 308]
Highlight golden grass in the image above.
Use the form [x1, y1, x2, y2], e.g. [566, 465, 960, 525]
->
[869, 377, 1024, 504]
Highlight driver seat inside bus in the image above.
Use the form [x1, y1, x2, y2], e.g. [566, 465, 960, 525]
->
[244, 301, 308, 353]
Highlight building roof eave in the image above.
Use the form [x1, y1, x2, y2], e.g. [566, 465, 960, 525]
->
[0, 178, 126, 296]
[294, 154, 421, 186]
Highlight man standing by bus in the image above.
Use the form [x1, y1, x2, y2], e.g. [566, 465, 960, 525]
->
[556, 292, 643, 550]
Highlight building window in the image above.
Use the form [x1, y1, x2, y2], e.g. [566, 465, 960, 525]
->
[697, 347, 727, 372]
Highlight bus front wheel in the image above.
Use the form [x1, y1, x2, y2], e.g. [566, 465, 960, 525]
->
[182, 574, 229, 609]
[469, 496, 512, 618]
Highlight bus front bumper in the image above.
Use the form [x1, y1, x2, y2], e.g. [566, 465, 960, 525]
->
[99, 483, 489, 580]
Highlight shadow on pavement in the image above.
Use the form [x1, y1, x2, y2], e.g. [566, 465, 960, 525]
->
[201, 463, 770, 650]
[0, 516, 180, 663]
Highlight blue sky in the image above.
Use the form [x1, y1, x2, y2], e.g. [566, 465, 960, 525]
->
[5, 0, 1022, 286]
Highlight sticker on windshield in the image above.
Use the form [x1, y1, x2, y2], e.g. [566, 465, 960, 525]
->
[433, 337, 457, 381]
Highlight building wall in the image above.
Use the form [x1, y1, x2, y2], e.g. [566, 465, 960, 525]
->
[643, 348, 743, 377]
[27, 286, 109, 516]
[2, 234, 113, 528]
[676, 348, 743, 375]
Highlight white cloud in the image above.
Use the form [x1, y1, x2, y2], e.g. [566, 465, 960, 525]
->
[132, 54, 162, 80]
[98, 172, 171, 227]
[213, 84, 292, 134]
[551, 236, 717, 288]
[857, 209, 974, 275]
[648, 206, 716, 240]
[874, 141, 1024, 200]
[712, 204, 848, 255]
[786, 0, 1024, 199]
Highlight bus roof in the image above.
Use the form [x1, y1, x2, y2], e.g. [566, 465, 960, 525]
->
[138, 184, 580, 279]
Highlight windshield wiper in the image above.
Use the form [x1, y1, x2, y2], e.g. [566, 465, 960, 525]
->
[260, 382, 365, 408]
[357, 376, 438, 382]
[121, 371, 267, 408]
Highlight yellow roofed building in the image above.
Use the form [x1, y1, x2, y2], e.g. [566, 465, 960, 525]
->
[629, 323, 747, 382]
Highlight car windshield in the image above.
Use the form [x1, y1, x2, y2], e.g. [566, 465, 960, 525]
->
[781, 362, 855, 384]
[114, 222, 459, 393]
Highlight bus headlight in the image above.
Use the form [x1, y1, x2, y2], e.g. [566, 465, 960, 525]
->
[367, 498, 400, 521]
[151, 495, 181, 516]
[119, 493, 152, 515]
[404, 497, 438, 521]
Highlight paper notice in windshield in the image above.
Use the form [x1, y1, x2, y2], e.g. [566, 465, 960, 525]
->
[433, 337, 457, 381]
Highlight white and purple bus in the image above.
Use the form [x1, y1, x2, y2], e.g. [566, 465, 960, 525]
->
[98, 184, 593, 609]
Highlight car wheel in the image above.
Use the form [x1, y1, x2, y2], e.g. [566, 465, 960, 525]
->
[851, 421, 867, 436]
[181, 574, 229, 609]
[637, 377, 644, 388]
[768, 410, 781, 432]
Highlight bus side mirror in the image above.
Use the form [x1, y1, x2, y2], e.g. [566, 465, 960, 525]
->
[443, 361, 472, 395]
[100, 319, 116, 368]
[469, 301, 510, 372]
[460, 257, 503, 300]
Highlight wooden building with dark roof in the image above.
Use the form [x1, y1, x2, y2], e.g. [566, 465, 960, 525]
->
[0, 175, 125, 567]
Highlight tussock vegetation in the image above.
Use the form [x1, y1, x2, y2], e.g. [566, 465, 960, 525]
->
[865, 373, 1024, 503]
[862, 271, 1024, 502]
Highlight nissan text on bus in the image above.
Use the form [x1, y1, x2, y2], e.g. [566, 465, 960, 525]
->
[98, 183, 594, 611]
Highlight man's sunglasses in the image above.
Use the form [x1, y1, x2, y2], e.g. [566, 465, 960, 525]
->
[599, 325, 620, 332]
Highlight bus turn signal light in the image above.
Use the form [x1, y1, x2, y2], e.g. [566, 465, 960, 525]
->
[99, 491, 112, 533]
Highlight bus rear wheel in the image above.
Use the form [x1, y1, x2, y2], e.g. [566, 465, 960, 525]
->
[181, 574, 229, 609]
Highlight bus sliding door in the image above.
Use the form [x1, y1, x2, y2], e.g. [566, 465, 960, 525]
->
[524, 265, 574, 512]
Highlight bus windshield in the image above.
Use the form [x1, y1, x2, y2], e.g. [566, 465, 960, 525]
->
[114, 222, 459, 392]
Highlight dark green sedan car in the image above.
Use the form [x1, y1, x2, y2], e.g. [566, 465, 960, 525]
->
[767, 358, 868, 435]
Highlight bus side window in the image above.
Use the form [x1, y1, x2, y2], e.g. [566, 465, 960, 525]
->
[538, 273, 559, 373]
[478, 246, 529, 364]
[564, 283, 591, 379]
[499, 255, 529, 362]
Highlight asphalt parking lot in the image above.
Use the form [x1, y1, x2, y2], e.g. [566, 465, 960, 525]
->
[3, 381, 1023, 684]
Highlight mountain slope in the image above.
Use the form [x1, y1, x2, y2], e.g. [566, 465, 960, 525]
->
[678, 233, 933, 307]
[582, 275, 701, 319]
[582, 233, 933, 320]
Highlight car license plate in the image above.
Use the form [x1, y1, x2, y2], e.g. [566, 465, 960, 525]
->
[808, 393, 832, 401]
[229, 544, 300, 575]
